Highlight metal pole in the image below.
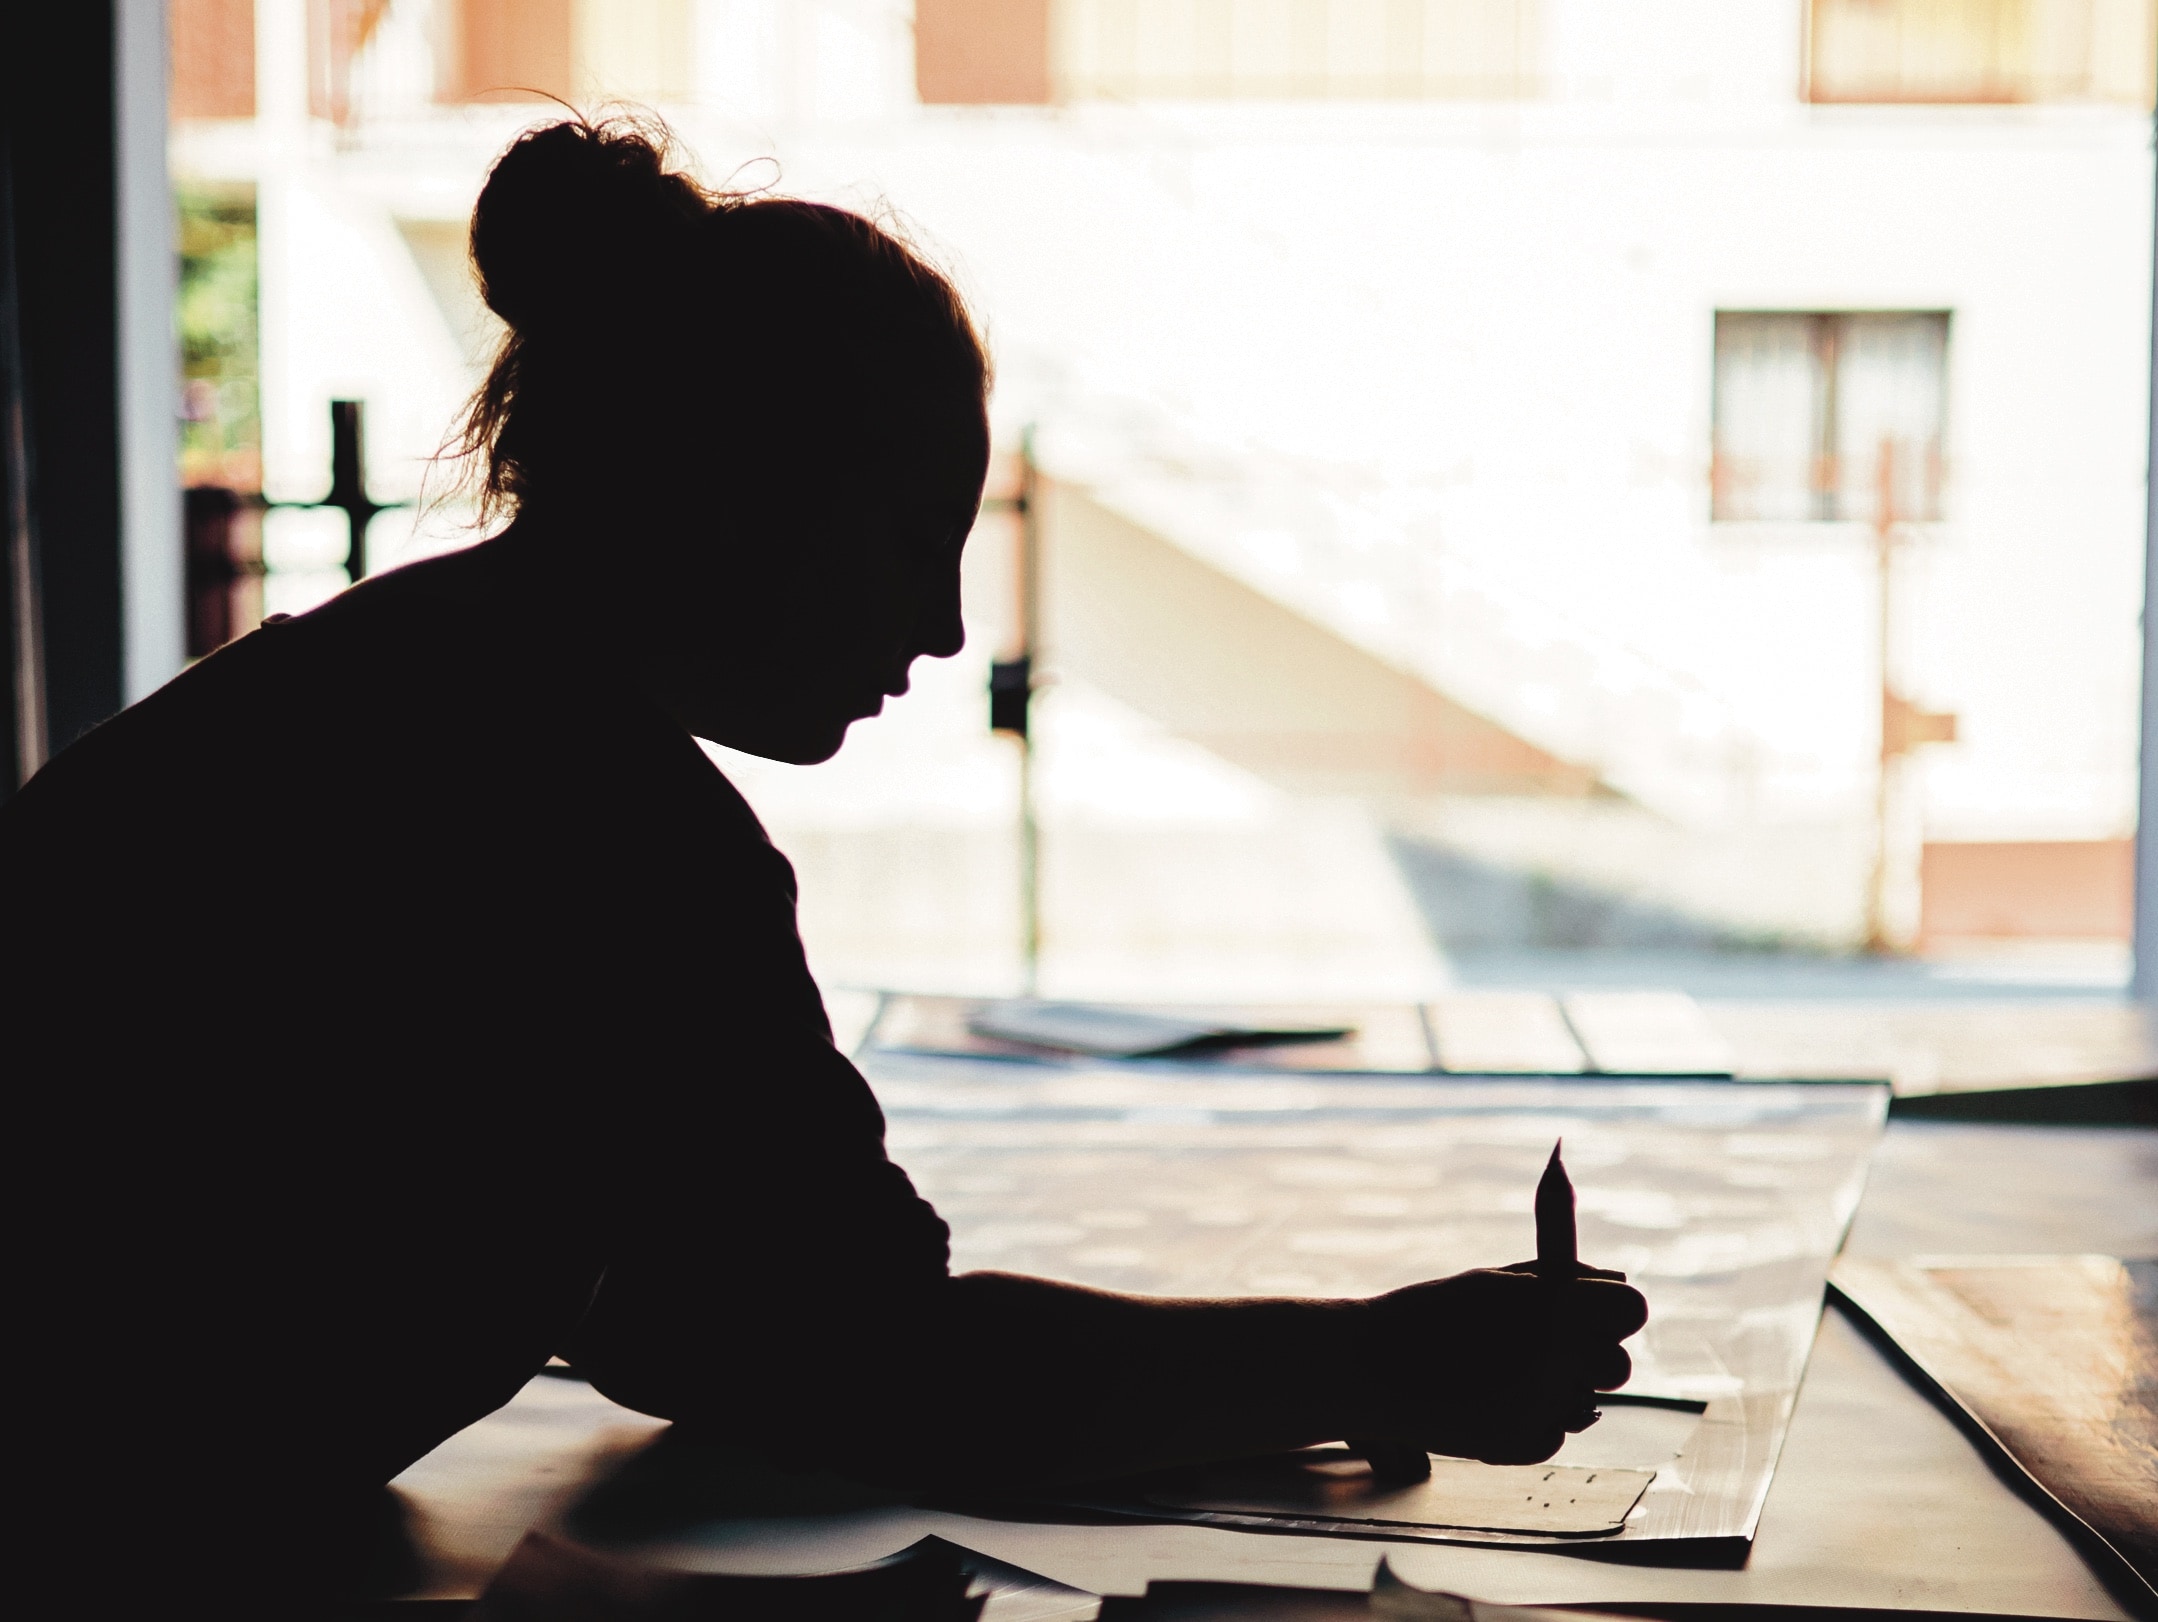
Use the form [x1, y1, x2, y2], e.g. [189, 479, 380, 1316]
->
[984, 430, 1043, 995]
[1865, 438, 1898, 953]
[2135, 116, 2158, 1001]
[262, 400, 397, 593]
[1017, 427, 1041, 994]
[0, 131, 48, 787]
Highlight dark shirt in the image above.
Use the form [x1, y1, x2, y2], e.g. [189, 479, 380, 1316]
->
[2, 577, 952, 1561]
[1, 563, 1636, 1607]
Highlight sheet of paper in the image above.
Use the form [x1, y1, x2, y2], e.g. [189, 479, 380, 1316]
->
[1424, 994, 1587, 1074]
[824, 987, 885, 1057]
[869, 1056, 1887, 1550]
[875, 995, 1429, 1073]
[472, 1527, 1102, 1622]
[967, 1001, 1351, 1059]
[1140, 1452, 1654, 1537]
[1560, 992, 1734, 1077]
[1830, 1253, 2158, 1598]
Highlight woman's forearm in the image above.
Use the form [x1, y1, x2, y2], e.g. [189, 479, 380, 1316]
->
[570, 1267, 1374, 1490]
[902, 1270, 1377, 1487]
[571, 1261, 1644, 1492]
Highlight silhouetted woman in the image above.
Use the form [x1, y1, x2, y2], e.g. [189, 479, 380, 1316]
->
[3, 120, 1642, 1599]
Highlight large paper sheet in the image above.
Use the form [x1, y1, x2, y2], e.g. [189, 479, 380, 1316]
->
[1141, 1454, 1654, 1536]
[1831, 1254, 2157, 1601]
[867, 1056, 1886, 1552]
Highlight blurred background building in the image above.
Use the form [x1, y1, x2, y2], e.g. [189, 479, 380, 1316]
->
[162, 0, 2156, 1032]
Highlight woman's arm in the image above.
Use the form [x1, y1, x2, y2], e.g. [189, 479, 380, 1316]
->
[560, 750, 1644, 1490]
[559, 1019, 1644, 1493]
[568, 1251, 1644, 1491]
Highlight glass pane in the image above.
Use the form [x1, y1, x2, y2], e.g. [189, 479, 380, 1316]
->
[1831, 312, 1950, 524]
[1713, 314, 1823, 523]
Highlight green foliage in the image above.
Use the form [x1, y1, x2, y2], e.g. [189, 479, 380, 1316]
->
[176, 184, 259, 485]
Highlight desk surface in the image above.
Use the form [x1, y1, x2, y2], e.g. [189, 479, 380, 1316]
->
[387, 1120, 2156, 1619]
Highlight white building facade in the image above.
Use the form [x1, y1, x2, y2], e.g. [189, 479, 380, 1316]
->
[171, 0, 2156, 974]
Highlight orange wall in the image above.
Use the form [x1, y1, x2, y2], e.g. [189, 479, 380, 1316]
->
[451, 0, 574, 104]
[1920, 839, 2134, 942]
[171, 0, 256, 119]
[917, 0, 1052, 104]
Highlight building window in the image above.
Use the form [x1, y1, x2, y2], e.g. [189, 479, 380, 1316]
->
[1806, 0, 2157, 107]
[1712, 312, 1949, 524]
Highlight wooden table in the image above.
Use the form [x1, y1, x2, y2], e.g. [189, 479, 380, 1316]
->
[375, 1117, 2152, 1618]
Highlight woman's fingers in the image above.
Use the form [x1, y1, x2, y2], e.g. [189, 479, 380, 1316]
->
[1539, 1344, 1631, 1392]
[1477, 1270, 1649, 1342]
[1587, 1344, 1633, 1392]
[1471, 1421, 1569, 1465]
[1566, 1277, 1650, 1340]
[1498, 1260, 1629, 1283]
[1367, 1267, 1651, 1462]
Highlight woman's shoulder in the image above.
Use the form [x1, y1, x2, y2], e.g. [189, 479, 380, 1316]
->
[4, 608, 304, 816]
[1, 558, 554, 834]
[1, 548, 786, 892]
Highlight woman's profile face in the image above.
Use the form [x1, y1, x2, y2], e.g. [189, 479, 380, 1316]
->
[640, 402, 989, 763]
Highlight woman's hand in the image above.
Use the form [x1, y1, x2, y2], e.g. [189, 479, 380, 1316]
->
[1353, 1266, 1649, 1466]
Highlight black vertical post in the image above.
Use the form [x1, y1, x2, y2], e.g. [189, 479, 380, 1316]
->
[0, 6, 126, 775]
[327, 399, 382, 583]
[263, 401, 397, 597]
[183, 485, 243, 658]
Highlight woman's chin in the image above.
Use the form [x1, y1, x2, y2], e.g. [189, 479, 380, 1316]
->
[709, 717, 855, 766]
[783, 728, 852, 765]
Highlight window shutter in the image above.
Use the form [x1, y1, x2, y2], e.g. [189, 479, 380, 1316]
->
[1808, 0, 2156, 107]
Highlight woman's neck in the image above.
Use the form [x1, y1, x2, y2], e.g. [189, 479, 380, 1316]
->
[340, 509, 641, 672]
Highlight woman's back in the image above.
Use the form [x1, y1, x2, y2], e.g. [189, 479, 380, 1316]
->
[5, 550, 821, 1080]
[4, 553, 933, 1582]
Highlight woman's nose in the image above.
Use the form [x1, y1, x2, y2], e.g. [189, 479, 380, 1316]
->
[915, 565, 966, 659]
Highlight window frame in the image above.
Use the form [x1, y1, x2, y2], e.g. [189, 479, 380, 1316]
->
[1710, 308, 1953, 528]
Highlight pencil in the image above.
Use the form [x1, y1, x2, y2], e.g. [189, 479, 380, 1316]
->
[1537, 1139, 1607, 1434]
[1536, 1139, 1576, 1280]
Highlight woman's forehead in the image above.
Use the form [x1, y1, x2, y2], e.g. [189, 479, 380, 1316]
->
[895, 399, 989, 487]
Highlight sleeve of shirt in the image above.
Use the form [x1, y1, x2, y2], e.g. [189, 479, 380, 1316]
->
[553, 723, 957, 1462]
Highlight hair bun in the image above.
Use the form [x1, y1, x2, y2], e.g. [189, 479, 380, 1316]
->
[470, 119, 710, 335]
